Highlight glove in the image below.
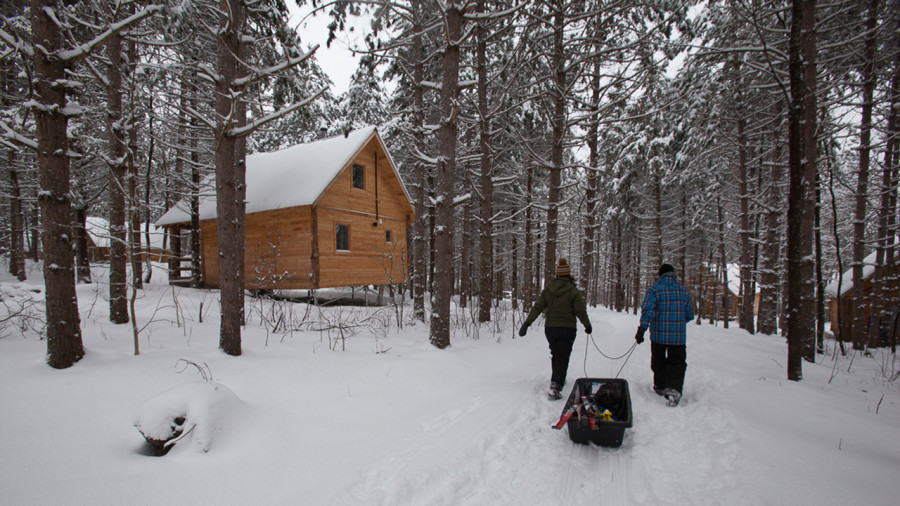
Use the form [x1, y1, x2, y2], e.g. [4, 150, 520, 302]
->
[585, 326, 592, 335]
[518, 323, 529, 337]
[635, 326, 646, 344]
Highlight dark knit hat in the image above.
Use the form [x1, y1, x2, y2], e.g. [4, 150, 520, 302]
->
[557, 258, 571, 277]
[658, 264, 675, 277]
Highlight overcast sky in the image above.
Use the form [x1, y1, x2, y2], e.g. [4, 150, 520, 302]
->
[287, 4, 369, 96]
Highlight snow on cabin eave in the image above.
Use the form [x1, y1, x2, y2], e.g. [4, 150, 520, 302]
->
[824, 244, 900, 299]
[155, 127, 382, 227]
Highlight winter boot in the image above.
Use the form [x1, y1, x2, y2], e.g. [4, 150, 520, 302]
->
[663, 388, 681, 407]
[548, 382, 562, 400]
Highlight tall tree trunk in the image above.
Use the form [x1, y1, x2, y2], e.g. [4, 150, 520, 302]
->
[524, 162, 534, 308]
[190, 128, 202, 288]
[127, 33, 143, 290]
[717, 196, 730, 328]
[758, 110, 784, 335]
[29, 206, 39, 262]
[583, 57, 600, 307]
[882, 16, 900, 353]
[511, 235, 519, 311]
[654, 174, 663, 267]
[460, 173, 471, 309]
[32, 0, 84, 368]
[216, 0, 248, 356]
[476, 1, 494, 323]
[786, 0, 818, 380]
[815, 170, 825, 354]
[851, 0, 878, 350]
[411, 13, 427, 322]
[107, 22, 129, 324]
[632, 233, 641, 315]
[429, 2, 463, 349]
[543, 1, 566, 287]
[2, 60, 26, 281]
[143, 97, 154, 283]
[73, 207, 91, 283]
[614, 220, 624, 311]
[7, 151, 26, 281]
[737, 118, 755, 333]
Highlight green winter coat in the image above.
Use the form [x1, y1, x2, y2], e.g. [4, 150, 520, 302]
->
[524, 276, 591, 330]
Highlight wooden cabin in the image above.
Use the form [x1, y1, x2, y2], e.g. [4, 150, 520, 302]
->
[825, 249, 899, 344]
[85, 216, 168, 263]
[155, 126, 414, 290]
[688, 263, 759, 321]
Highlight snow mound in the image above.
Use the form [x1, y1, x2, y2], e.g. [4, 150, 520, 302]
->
[134, 381, 241, 455]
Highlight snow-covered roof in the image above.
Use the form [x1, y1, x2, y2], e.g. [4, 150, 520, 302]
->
[697, 262, 759, 295]
[156, 126, 398, 226]
[825, 249, 881, 299]
[85, 217, 166, 250]
[725, 263, 760, 295]
[86, 216, 110, 248]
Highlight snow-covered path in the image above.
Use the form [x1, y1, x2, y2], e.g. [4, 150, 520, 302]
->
[1, 276, 898, 505]
[331, 311, 757, 506]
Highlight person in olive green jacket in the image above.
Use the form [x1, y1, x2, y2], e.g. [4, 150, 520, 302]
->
[518, 258, 593, 400]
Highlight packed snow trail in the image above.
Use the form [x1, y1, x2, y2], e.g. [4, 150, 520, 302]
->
[332, 311, 756, 506]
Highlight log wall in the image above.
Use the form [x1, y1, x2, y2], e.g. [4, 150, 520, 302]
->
[197, 139, 412, 290]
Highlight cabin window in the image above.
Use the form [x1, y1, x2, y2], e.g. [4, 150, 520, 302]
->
[385, 230, 392, 243]
[336, 224, 350, 251]
[352, 163, 365, 189]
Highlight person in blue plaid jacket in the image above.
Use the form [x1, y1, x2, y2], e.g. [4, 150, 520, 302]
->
[634, 264, 694, 406]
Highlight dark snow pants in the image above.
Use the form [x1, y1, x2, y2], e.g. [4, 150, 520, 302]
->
[650, 342, 687, 394]
[545, 327, 577, 387]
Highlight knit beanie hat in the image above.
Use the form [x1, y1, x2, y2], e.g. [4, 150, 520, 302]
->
[557, 258, 571, 277]
[658, 263, 675, 277]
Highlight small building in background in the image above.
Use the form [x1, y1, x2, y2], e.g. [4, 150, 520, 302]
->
[825, 249, 899, 345]
[85, 216, 167, 263]
[155, 126, 414, 290]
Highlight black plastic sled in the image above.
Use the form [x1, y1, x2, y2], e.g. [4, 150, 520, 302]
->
[556, 377, 633, 448]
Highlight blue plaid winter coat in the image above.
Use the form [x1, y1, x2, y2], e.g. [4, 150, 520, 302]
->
[639, 272, 694, 345]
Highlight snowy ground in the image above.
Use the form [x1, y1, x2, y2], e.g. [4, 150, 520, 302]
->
[1, 262, 898, 505]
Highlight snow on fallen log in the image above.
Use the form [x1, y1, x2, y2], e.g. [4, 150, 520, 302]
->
[134, 381, 241, 456]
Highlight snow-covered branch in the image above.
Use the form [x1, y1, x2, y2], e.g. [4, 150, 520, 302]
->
[463, 2, 527, 21]
[229, 88, 327, 138]
[0, 120, 37, 150]
[58, 4, 164, 62]
[184, 107, 217, 132]
[0, 27, 34, 58]
[232, 44, 320, 88]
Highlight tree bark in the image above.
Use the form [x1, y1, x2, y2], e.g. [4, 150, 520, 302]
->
[127, 31, 142, 290]
[582, 55, 601, 307]
[758, 115, 784, 336]
[881, 15, 900, 353]
[736, 118, 755, 333]
[717, 195, 730, 328]
[73, 208, 91, 284]
[476, 0, 494, 323]
[7, 150, 26, 281]
[107, 22, 129, 324]
[216, 0, 248, 356]
[429, 2, 463, 349]
[543, 0, 565, 287]
[31, 0, 84, 368]
[524, 161, 534, 308]
[786, 0, 818, 380]
[851, 0, 879, 350]
[411, 11, 427, 322]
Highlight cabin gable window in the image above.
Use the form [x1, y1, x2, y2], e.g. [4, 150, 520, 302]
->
[336, 224, 350, 251]
[385, 230, 392, 243]
[352, 163, 365, 190]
